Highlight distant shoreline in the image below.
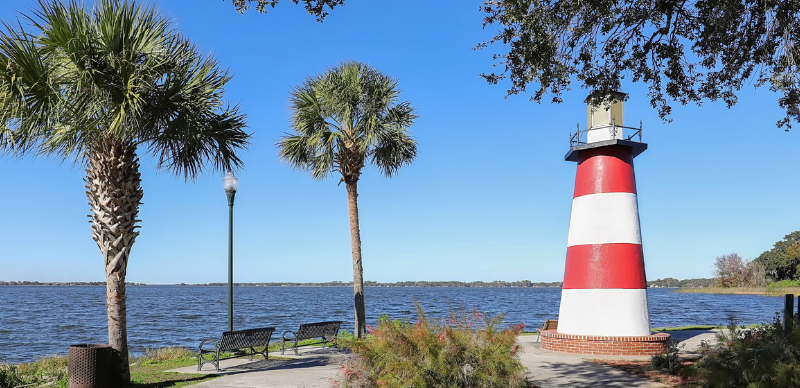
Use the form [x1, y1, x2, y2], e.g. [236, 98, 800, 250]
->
[0, 280, 561, 288]
[0, 278, 714, 288]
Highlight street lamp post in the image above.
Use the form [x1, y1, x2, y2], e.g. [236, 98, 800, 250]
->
[223, 172, 239, 332]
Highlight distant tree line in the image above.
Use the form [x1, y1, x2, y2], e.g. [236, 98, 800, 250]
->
[5, 279, 730, 288]
[647, 278, 716, 288]
[712, 231, 800, 287]
[185, 280, 565, 288]
[0, 281, 146, 286]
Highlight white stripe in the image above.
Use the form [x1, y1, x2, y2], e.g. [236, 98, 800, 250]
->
[558, 289, 651, 336]
[567, 192, 641, 247]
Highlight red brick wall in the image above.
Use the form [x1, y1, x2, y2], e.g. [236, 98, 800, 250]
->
[539, 330, 670, 356]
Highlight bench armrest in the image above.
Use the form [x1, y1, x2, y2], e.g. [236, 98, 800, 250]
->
[281, 330, 297, 340]
[198, 338, 220, 353]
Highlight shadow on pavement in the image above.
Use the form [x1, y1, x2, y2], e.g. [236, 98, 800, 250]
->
[527, 359, 665, 388]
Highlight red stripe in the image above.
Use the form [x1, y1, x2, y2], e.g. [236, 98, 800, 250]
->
[574, 146, 636, 198]
[563, 243, 646, 289]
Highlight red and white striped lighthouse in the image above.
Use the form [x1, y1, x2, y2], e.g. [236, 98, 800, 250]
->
[540, 93, 668, 356]
[541, 93, 669, 355]
[559, 92, 649, 336]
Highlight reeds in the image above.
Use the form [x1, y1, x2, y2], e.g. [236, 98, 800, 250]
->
[676, 287, 800, 296]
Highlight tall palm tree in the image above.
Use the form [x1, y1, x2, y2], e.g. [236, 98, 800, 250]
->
[279, 61, 417, 337]
[0, 0, 249, 383]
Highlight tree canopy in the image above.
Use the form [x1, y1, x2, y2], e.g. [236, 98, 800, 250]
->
[478, 0, 800, 130]
[227, 0, 344, 21]
[755, 231, 800, 281]
[1, 0, 248, 176]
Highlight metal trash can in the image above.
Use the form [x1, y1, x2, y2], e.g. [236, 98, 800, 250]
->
[68, 344, 111, 388]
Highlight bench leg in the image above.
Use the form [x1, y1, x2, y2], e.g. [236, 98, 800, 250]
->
[197, 351, 220, 372]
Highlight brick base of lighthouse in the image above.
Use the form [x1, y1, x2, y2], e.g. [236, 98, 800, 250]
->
[540, 330, 670, 356]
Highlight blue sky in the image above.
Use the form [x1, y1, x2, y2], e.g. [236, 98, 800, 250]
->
[0, 0, 798, 284]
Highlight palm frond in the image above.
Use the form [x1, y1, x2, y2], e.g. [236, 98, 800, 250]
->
[0, 0, 250, 174]
[371, 127, 417, 178]
[280, 60, 417, 182]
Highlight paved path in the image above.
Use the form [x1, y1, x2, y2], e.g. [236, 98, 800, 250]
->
[516, 335, 667, 387]
[170, 331, 717, 387]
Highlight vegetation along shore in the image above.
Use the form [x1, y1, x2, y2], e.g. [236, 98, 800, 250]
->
[1, 279, 710, 288]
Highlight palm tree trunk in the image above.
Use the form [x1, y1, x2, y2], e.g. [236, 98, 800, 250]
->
[345, 179, 367, 338]
[86, 140, 143, 386]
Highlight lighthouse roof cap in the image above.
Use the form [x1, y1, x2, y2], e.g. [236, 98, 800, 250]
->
[584, 91, 628, 105]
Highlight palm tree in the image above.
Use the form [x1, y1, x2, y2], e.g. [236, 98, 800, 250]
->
[0, 0, 249, 383]
[278, 61, 417, 337]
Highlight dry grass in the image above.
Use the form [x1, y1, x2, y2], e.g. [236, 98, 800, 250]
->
[676, 287, 800, 296]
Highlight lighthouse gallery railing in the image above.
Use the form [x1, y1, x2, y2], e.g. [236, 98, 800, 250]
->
[570, 121, 642, 147]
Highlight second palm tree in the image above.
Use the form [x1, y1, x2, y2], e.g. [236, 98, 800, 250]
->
[279, 61, 418, 337]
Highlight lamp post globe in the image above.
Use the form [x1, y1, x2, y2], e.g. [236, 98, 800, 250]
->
[223, 172, 238, 332]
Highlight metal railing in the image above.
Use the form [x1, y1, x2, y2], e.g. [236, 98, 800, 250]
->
[570, 120, 642, 147]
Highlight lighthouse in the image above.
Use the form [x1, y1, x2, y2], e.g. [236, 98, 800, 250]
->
[540, 93, 670, 355]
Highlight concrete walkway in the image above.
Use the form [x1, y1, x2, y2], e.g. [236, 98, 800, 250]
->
[516, 335, 666, 387]
[170, 331, 717, 387]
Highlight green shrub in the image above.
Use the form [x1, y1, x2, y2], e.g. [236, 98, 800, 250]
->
[698, 318, 800, 387]
[336, 302, 529, 388]
[768, 280, 800, 289]
[650, 340, 684, 373]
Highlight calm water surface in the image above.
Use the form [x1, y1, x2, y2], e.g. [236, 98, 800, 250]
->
[0, 286, 788, 363]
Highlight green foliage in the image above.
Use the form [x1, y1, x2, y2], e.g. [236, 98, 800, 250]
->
[228, 0, 343, 21]
[650, 340, 684, 373]
[279, 61, 418, 182]
[767, 280, 800, 291]
[697, 318, 800, 387]
[0, 355, 68, 388]
[336, 303, 529, 388]
[0, 0, 250, 177]
[477, 0, 800, 130]
[648, 277, 716, 288]
[754, 232, 800, 282]
[0, 348, 222, 388]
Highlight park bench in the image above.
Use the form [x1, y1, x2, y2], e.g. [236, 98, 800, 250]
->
[535, 319, 558, 342]
[281, 321, 344, 355]
[197, 327, 276, 371]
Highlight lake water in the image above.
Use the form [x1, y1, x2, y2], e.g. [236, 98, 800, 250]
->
[0, 286, 790, 363]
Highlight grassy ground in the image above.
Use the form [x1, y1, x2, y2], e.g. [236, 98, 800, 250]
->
[651, 325, 720, 331]
[0, 348, 220, 388]
[0, 338, 339, 388]
[676, 287, 800, 295]
[130, 347, 219, 387]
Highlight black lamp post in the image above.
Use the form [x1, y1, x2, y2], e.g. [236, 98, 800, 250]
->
[223, 171, 238, 332]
